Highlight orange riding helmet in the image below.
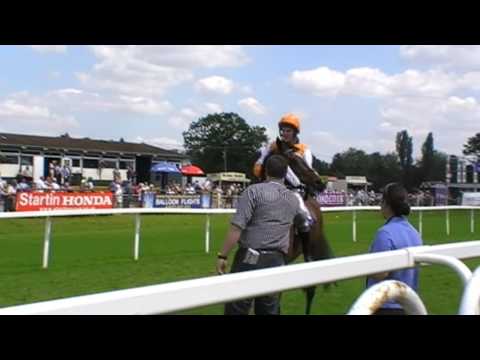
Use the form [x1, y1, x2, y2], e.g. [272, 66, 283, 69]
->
[278, 113, 300, 132]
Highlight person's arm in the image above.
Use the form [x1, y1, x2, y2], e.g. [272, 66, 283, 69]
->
[285, 166, 301, 187]
[216, 188, 254, 274]
[303, 148, 313, 169]
[216, 224, 242, 274]
[253, 145, 270, 179]
[369, 229, 393, 281]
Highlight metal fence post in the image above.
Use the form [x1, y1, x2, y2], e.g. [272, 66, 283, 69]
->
[42, 216, 52, 269]
[471, 208, 475, 234]
[205, 214, 210, 253]
[352, 209, 357, 242]
[134, 213, 141, 261]
[446, 209, 450, 236]
[419, 210, 423, 237]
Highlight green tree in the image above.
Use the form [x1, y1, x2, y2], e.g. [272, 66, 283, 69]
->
[312, 156, 330, 175]
[420, 132, 435, 181]
[463, 133, 480, 157]
[395, 130, 414, 189]
[330, 148, 370, 178]
[182, 112, 268, 177]
[431, 151, 448, 182]
[366, 152, 401, 191]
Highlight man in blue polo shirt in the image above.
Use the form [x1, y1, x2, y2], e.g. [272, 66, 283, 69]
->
[367, 183, 423, 315]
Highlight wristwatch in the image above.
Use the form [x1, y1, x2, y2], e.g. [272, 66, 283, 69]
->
[217, 253, 228, 260]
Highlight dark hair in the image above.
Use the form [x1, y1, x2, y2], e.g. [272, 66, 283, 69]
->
[265, 155, 288, 179]
[383, 182, 410, 216]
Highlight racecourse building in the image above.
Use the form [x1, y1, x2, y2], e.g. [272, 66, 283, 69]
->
[0, 132, 188, 184]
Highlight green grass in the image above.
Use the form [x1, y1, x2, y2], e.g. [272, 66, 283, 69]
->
[0, 209, 479, 314]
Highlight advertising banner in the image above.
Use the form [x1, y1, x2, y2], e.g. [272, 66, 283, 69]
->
[16, 191, 113, 212]
[316, 192, 346, 207]
[155, 195, 202, 208]
[434, 185, 448, 206]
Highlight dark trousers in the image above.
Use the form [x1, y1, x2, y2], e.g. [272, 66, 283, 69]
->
[224, 247, 286, 315]
[374, 308, 406, 315]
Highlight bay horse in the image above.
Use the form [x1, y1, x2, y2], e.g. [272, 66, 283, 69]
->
[262, 138, 336, 314]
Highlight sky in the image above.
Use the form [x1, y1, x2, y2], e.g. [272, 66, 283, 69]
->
[0, 45, 479, 162]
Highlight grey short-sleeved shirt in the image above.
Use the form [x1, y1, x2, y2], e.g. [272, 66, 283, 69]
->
[231, 180, 302, 254]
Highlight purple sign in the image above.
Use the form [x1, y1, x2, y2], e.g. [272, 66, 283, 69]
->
[434, 185, 448, 206]
[316, 192, 346, 207]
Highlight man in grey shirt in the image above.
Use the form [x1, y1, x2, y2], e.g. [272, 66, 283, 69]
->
[216, 155, 306, 315]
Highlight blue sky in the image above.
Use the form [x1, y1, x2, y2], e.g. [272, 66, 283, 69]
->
[0, 45, 479, 162]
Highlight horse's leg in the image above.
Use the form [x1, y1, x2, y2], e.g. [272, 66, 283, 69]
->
[308, 204, 338, 289]
[306, 199, 335, 261]
[279, 228, 301, 312]
[299, 231, 315, 315]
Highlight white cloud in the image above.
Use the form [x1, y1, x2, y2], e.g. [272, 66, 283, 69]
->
[78, 46, 249, 97]
[168, 116, 192, 130]
[45, 88, 173, 116]
[117, 96, 173, 115]
[378, 95, 480, 155]
[29, 45, 67, 54]
[238, 97, 267, 115]
[400, 45, 480, 71]
[290, 67, 346, 96]
[389, 69, 459, 97]
[0, 97, 79, 134]
[76, 67, 191, 98]
[304, 131, 350, 161]
[343, 67, 392, 97]
[180, 108, 197, 118]
[92, 45, 250, 69]
[0, 99, 51, 118]
[204, 102, 223, 113]
[290, 63, 480, 157]
[195, 76, 235, 95]
[240, 85, 253, 94]
[290, 66, 466, 99]
[50, 88, 84, 98]
[135, 136, 183, 150]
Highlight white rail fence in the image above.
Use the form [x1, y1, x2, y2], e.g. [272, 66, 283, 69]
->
[0, 241, 479, 315]
[0, 206, 478, 269]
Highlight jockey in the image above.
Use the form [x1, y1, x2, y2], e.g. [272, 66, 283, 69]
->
[253, 113, 315, 240]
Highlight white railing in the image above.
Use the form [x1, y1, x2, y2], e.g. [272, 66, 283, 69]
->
[459, 266, 480, 315]
[348, 280, 428, 315]
[0, 241, 479, 315]
[0, 206, 478, 269]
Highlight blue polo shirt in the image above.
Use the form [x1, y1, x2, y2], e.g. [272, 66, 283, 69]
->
[367, 216, 423, 309]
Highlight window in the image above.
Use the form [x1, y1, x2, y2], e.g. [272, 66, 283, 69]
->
[21, 156, 33, 166]
[72, 159, 81, 167]
[119, 161, 134, 169]
[83, 159, 99, 169]
[0, 155, 19, 164]
[101, 160, 117, 169]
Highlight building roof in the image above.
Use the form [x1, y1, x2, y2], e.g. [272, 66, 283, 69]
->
[0, 132, 186, 159]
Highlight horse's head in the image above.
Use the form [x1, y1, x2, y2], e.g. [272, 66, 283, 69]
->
[275, 137, 296, 158]
[274, 138, 326, 194]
